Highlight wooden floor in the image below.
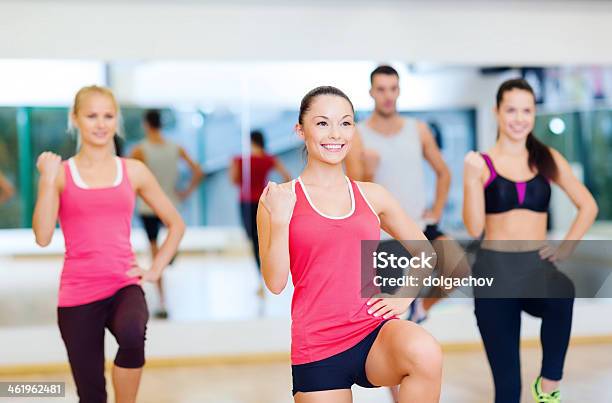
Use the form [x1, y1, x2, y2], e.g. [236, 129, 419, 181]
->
[1, 343, 610, 403]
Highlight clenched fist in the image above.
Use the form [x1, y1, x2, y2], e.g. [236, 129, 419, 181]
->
[36, 152, 62, 184]
[261, 181, 296, 225]
[463, 151, 486, 183]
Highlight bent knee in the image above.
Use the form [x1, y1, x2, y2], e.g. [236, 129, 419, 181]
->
[406, 336, 442, 377]
[114, 346, 145, 368]
[388, 324, 442, 377]
[113, 323, 147, 347]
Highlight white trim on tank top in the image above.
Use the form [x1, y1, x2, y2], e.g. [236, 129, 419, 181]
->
[354, 182, 381, 224]
[68, 157, 122, 189]
[297, 176, 355, 220]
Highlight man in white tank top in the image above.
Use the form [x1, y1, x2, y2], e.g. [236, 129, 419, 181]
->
[347, 64, 468, 403]
[347, 65, 450, 234]
[347, 67, 467, 304]
[131, 109, 204, 319]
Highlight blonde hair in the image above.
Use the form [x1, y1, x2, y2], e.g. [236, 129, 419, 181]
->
[73, 85, 118, 116]
[68, 85, 125, 151]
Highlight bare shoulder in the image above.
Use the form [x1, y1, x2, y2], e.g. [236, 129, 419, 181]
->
[123, 158, 151, 188]
[277, 180, 295, 191]
[124, 157, 147, 173]
[354, 181, 389, 205]
[354, 180, 384, 193]
[482, 147, 496, 157]
[415, 119, 430, 132]
[416, 120, 435, 144]
[415, 119, 429, 131]
[548, 147, 572, 182]
[549, 147, 567, 163]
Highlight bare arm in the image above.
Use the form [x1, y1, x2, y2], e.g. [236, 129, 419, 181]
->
[0, 172, 15, 203]
[229, 159, 240, 186]
[344, 129, 365, 181]
[361, 182, 427, 243]
[256, 182, 295, 294]
[419, 122, 451, 220]
[551, 149, 598, 240]
[359, 182, 433, 314]
[273, 158, 292, 182]
[178, 146, 204, 198]
[128, 159, 186, 277]
[462, 152, 488, 238]
[32, 153, 63, 247]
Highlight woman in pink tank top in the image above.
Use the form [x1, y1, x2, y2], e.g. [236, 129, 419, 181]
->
[32, 86, 185, 403]
[257, 86, 442, 402]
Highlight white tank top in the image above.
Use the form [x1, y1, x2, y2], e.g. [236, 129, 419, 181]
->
[137, 139, 180, 215]
[358, 117, 426, 232]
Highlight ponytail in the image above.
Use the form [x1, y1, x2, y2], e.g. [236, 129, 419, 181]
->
[526, 132, 557, 180]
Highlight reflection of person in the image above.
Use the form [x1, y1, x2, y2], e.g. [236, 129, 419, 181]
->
[33, 86, 185, 403]
[229, 130, 290, 296]
[0, 171, 15, 204]
[258, 86, 441, 402]
[346, 66, 466, 333]
[463, 78, 598, 403]
[131, 109, 204, 319]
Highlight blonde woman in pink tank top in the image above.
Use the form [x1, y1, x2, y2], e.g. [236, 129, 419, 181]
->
[32, 86, 185, 403]
[257, 86, 442, 403]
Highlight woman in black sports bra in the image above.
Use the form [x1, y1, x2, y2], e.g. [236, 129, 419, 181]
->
[463, 78, 598, 403]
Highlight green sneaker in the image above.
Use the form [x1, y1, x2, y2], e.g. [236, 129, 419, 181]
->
[531, 376, 561, 403]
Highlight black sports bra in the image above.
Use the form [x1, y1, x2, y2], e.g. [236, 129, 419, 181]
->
[481, 153, 551, 214]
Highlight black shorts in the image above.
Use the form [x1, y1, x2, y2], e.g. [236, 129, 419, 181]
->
[139, 214, 177, 265]
[291, 321, 388, 395]
[140, 215, 163, 242]
[423, 223, 445, 241]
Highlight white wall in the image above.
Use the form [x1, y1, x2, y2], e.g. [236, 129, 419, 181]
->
[0, 60, 105, 106]
[2, 1, 612, 63]
[108, 62, 512, 149]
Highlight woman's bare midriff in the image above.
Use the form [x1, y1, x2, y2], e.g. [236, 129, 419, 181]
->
[483, 210, 548, 251]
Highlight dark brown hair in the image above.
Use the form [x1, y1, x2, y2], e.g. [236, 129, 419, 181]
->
[250, 130, 265, 149]
[370, 65, 399, 85]
[496, 78, 558, 180]
[298, 86, 354, 125]
[143, 109, 162, 129]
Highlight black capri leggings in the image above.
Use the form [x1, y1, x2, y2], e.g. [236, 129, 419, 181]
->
[58, 285, 149, 403]
[473, 249, 574, 403]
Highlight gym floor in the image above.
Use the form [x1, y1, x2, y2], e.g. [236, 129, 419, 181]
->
[0, 343, 610, 402]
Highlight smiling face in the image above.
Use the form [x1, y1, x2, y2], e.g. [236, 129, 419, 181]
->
[71, 91, 118, 148]
[296, 94, 355, 166]
[370, 73, 400, 117]
[496, 88, 536, 142]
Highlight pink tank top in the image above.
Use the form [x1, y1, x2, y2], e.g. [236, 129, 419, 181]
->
[289, 177, 385, 365]
[58, 158, 139, 307]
